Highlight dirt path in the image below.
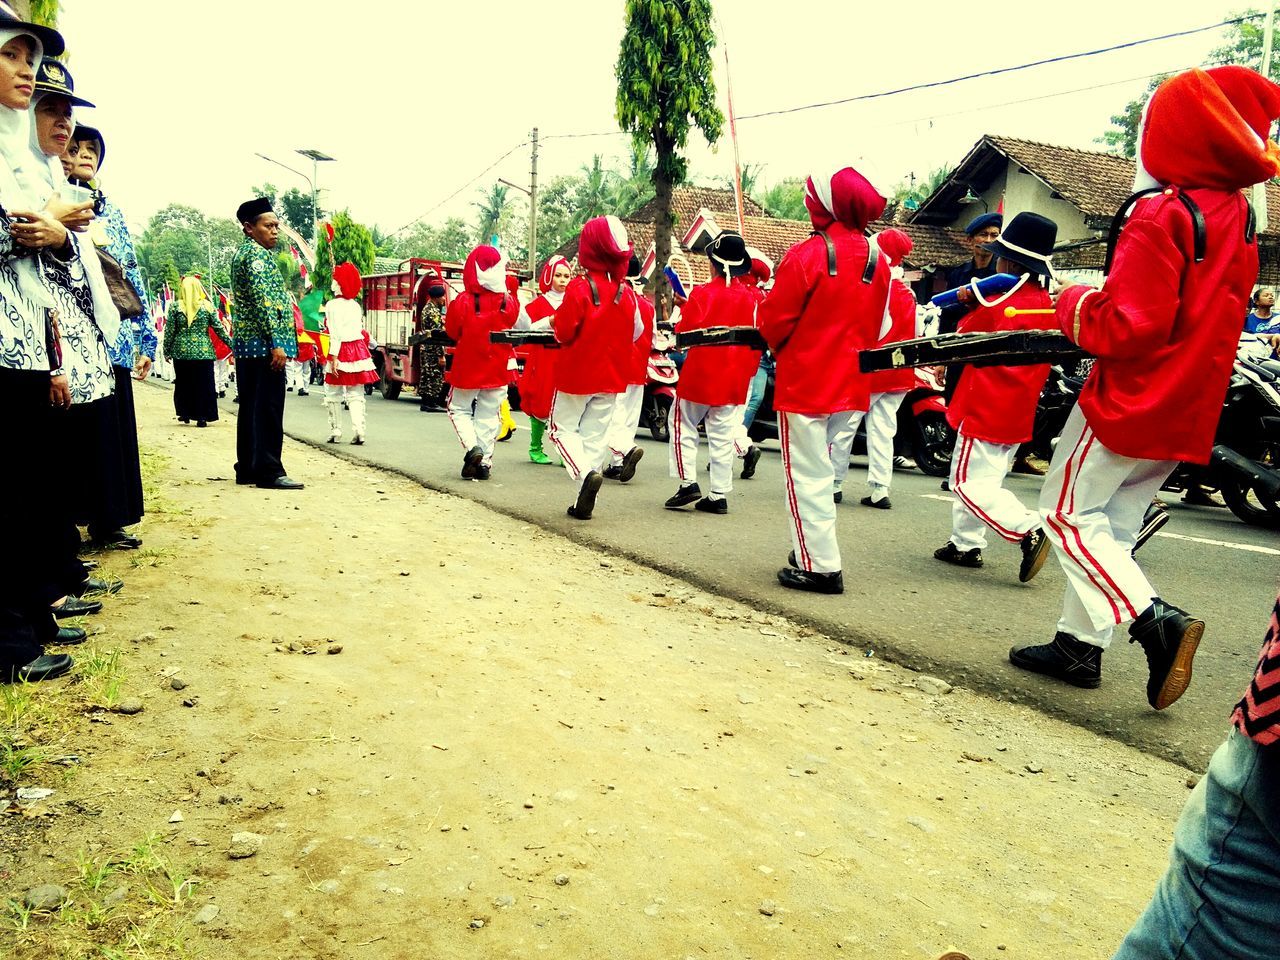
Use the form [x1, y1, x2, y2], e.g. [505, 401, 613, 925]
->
[2, 383, 1201, 959]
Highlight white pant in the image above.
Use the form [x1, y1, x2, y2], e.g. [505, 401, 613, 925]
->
[1039, 406, 1172, 648]
[669, 399, 745, 496]
[550, 391, 615, 492]
[214, 358, 232, 393]
[948, 431, 1040, 551]
[447, 386, 506, 467]
[289, 359, 311, 392]
[833, 391, 905, 492]
[607, 384, 644, 464]
[780, 411, 854, 574]
[325, 383, 366, 439]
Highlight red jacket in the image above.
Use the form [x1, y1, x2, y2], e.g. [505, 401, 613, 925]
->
[443, 291, 517, 389]
[947, 281, 1053, 446]
[553, 273, 639, 396]
[868, 280, 919, 394]
[675, 279, 760, 406]
[629, 296, 655, 386]
[757, 224, 890, 415]
[518, 295, 559, 420]
[1056, 187, 1257, 463]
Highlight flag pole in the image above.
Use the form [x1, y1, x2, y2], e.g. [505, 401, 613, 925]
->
[724, 45, 745, 236]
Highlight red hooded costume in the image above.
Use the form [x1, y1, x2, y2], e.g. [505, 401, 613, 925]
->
[867, 229, 920, 395]
[756, 167, 891, 415]
[676, 273, 761, 407]
[519, 256, 570, 421]
[1056, 66, 1280, 463]
[553, 216, 639, 396]
[444, 245, 518, 389]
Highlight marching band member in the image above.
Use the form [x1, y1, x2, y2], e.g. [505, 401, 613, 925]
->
[1012, 66, 1280, 708]
[757, 167, 891, 594]
[444, 245, 518, 480]
[550, 216, 641, 520]
[516, 255, 571, 465]
[603, 254, 654, 482]
[323, 262, 378, 445]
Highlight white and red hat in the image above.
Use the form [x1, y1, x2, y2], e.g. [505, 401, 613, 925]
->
[804, 167, 886, 232]
[463, 245, 508, 294]
[539, 255, 570, 294]
[872, 228, 913, 267]
[577, 215, 632, 277]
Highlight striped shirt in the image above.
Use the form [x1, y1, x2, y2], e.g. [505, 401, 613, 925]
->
[1231, 591, 1280, 747]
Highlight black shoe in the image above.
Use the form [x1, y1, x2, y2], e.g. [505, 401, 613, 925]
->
[741, 445, 761, 480]
[257, 476, 305, 490]
[665, 482, 702, 509]
[571, 471, 603, 520]
[197, 420, 207, 428]
[787, 550, 798, 568]
[1009, 632, 1102, 688]
[287, 387, 294, 393]
[1129, 599, 1204, 710]
[82, 560, 98, 571]
[833, 490, 843, 504]
[8, 654, 73, 683]
[297, 389, 308, 397]
[461, 445, 484, 479]
[1182, 486, 1225, 508]
[351, 436, 365, 446]
[178, 417, 190, 424]
[776, 567, 844, 594]
[53, 596, 101, 618]
[217, 391, 226, 398]
[695, 496, 728, 515]
[232, 396, 240, 404]
[1018, 527, 1050, 583]
[97, 530, 142, 550]
[934, 542, 983, 568]
[940, 479, 950, 492]
[1133, 503, 1170, 555]
[618, 446, 644, 483]
[602, 466, 623, 480]
[475, 464, 491, 481]
[860, 494, 891, 510]
[54, 626, 87, 646]
[74, 577, 124, 597]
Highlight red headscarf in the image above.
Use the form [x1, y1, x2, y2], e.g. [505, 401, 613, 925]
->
[1139, 66, 1280, 191]
[804, 167, 886, 232]
[462, 245, 507, 294]
[539, 255, 570, 294]
[746, 246, 773, 284]
[874, 228, 913, 267]
[577, 215, 632, 278]
[332, 261, 362, 299]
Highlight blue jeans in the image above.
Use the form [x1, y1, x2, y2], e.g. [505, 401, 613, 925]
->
[1113, 730, 1280, 959]
[742, 360, 770, 429]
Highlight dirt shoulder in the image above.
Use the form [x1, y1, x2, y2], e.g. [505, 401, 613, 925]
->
[2, 383, 1200, 959]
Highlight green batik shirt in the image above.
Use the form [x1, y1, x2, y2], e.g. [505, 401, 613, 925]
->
[230, 237, 297, 359]
[163, 304, 223, 360]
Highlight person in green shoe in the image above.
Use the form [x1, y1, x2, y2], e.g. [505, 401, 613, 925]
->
[515, 256, 571, 464]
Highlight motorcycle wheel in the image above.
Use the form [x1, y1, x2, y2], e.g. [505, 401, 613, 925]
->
[912, 411, 955, 478]
[648, 394, 672, 442]
[1219, 478, 1280, 529]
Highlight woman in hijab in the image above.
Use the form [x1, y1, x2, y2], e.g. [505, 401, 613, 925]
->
[163, 275, 221, 426]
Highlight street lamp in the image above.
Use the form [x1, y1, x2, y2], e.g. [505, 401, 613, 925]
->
[253, 148, 335, 247]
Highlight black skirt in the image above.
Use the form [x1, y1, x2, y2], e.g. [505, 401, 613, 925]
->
[65, 366, 145, 537]
[172, 358, 219, 423]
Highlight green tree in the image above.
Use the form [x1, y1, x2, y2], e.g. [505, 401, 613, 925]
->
[576, 155, 616, 220]
[616, 0, 724, 317]
[609, 145, 656, 217]
[1098, 75, 1166, 157]
[314, 209, 375, 294]
[388, 216, 474, 263]
[14, 1, 59, 26]
[278, 187, 316, 238]
[135, 204, 243, 295]
[473, 183, 512, 246]
[757, 178, 807, 220]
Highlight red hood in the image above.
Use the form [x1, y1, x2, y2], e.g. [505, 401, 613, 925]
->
[578, 215, 632, 278]
[874, 228, 913, 266]
[804, 167, 886, 232]
[539, 255, 570, 294]
[462, 245, 505, 294]
[332, 261, 362, 299]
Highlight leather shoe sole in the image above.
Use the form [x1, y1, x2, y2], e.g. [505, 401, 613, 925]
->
[617, 447, 644, 483]
[1152, 619, 1203, 711]
[571, 471, 604, 520]
[741, 446, 761, 479]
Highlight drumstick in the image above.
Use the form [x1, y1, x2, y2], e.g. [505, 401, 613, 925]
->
[1003, 307, 1056, 317]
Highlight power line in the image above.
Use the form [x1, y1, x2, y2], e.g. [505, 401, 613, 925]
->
[389, 140, 530, 236]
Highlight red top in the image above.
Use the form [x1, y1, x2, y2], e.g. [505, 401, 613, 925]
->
[443, 291, 518, 389]
[553, 273, 639, 396]
[629, 296, 656, 385]
[1056, 187, 1257, 463]
[518, 295, 559, 421]
[757, 224, 890, 415]
[675, 279, 760, 406]
[868, 280, 919, 394]
[946, 281, 1053, 445]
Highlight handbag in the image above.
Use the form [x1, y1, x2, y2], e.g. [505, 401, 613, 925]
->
[96, 247, 144, 317]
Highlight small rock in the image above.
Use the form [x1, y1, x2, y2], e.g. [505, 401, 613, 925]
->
[169, 810, 184, 823]
[554, 873, 570, 886]
[16, 787, 54, 803]
[915, 676, 953, 696]
[170, 677, 188, 691]
[440, 825, 451, 833]
[136, 632, 157, 643]
[493, 895, 516, 909]
[469, 918, 485, 929]
[316, 879, 340, 894]
[643, 902, 661, 916]
[758, 899, 777, 917]
[192, 904, 220, 925]
[327, 644, 343, 655]
[906, 816, 936, 834]
[1185, 775, 1200, 789]
[737, 691, 758, 705]
[522, 801, 534, 809]
[182, 697, 199, 708]
[103, 885, 128, 906]
[113, 699, 144, 715]
[1025, 762, 1044, 774]
[227, 832, 264, 859]
[24, 884, 68, 911]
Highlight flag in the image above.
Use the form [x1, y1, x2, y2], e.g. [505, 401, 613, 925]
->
[296, 288, 329, 359]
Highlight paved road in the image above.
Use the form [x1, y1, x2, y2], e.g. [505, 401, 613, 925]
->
[193, 383, 1278, 769]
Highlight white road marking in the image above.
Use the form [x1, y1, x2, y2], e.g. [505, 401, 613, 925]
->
[920, 494, 954, 502]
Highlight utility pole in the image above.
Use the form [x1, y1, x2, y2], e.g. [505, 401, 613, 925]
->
[528, 127, 539, 283]
[1257, 6, 1276, 232]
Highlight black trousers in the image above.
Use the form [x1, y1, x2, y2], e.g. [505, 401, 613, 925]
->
[65, 366, 146, 539]
[235, 357, 287, 485]
[172, 358, 219, 423]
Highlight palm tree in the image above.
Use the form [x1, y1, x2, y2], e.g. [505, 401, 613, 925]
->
[609, 146, 656, 217]
[757, 178, 808, 221]
[473, 183, 510, 245]
[575, 156, 615, 220]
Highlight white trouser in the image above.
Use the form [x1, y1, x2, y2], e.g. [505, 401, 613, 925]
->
[214, 358, 231, 393]
[607, 383, 644, 464]
[779, 411, 854, 574]
[948, 431, 1039, 551]
[550, 391, 615, 491]
[1039, 406, 1172, 648]
[289, 360, 310, 391]
[325, 383, 367, 439]
[447, 386, 505, 466]
[669, 399, 743, 496]
[832, 391, 905, 492]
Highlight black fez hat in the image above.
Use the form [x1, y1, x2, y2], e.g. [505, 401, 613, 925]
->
[69, 123, 104, 170]
[35, 59, 93, 107]
[0, 6, 65, 57]
[705, 230, 751, 278]
[237, 197, 274, 224]
[983, 212, 1057, 276]
[964, 212, 1002, 236]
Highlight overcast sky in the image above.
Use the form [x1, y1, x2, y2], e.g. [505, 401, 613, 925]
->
[59, 1, 1252, 237]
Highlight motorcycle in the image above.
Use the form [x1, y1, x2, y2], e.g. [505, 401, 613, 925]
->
[637, 324, 679, 442]
[1028, 364, 1086, 462]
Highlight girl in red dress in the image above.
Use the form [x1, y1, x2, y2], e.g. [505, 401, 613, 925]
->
[324, 262, 378, 445]
[517, 256, 571, 464]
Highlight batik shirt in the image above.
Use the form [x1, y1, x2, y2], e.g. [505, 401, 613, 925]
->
[98, 200, 155, 366]
[0, 215, 53, 371]
[163, 304, 220, 360]
[47, 234, 114, 404]
[230, 237, 296, 359]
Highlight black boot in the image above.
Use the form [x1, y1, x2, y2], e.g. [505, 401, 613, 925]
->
[1018, 527, 1050, 583]
[461, 446, 484, 479]
[1129, 599, 1204, 710]
[777, 567, 844, 595]
[567, 471, 603, 520]
[1009, 632, 1102, 688]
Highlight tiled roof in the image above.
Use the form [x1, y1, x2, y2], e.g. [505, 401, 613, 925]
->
[629, 186, 765, 228]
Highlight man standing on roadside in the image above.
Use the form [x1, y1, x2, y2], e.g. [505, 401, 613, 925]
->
[230, 198, 303, 490]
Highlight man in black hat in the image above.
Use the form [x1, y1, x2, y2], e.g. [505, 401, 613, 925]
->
[230, 198, 302, 490]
